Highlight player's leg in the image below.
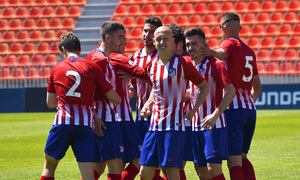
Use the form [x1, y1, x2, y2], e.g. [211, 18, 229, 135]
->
[194, 163, 211, 180]
[78, 162, 95, 180]
[207, 163, 225, 180]
[94, 162, 106, 179]
[41, 153, 59, 179]
[162, 167, 180, 180]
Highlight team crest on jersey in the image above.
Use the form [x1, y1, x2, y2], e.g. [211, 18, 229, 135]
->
[128, 59, 136, 66]
[168, 68, 176, 78]
[119, 146, 124, 153]
[199, 68, 205, 73]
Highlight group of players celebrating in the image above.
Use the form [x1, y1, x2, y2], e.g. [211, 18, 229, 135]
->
[40, 11, 262, 180]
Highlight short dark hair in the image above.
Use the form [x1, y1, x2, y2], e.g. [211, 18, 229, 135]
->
[57, 31, 81, 54]
[145, 17, 162, 28]
[222, 11, 240, 22]
[165, 23, 186, 52]
[100, 21, 126, 41]
[184, 27, 206, 41]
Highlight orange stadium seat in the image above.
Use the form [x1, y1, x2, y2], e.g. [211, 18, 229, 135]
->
[284, 12, 297, 23]
[279, 62, 293, 75]
[55, 6, 68, 18]
[176, 15, 189, 27]
[256, 62, 265, 75]
[270, 49, 283, 61]
[12, 68, 25, 80]
[247, 37, 259, 49]
[261, 1, 274, 12]
[110, 16, 122, 23]
[239, 25, 251, 37]
[44, 54, 57, 65]
[120, 0, 131, 4]
[10, 43, 23, 54]
[128, 5, 140, 16]
[56, 29, 68, 40]
[211, 26, 221, 37]
[39, 67, 51, 78]
[293, 24, 300, 35]
[17, 54, 30, 66]
[15, 7, 28, 19]
[2, 7, 15, 19]
[2, 30, 15, 42]
[16, 30, 29, 42]
[74, 0, 86, 6]
[61, 0, 72, 6]
[293, 62, 300, 74]
[242, 13, 255, 25]
[284, 49, 297, 61]
[114, 5, 127, 16]
[4, 55, 17, 67]
[8, 0, 20, 7]
[252, 24, 264, 36]
[9, 19, 22, 30]
[123, 16, 135, 28]
[256, 49, 269, 62]
[47, 0, 59, 6]
[181, 3, 194, 14]
[163, 16, 175, 25]
[29, 7, 41, 18]
[279, 24, 292, 36]
[125, 40, 138, 52]
[274, 36, 287, 49]
[154, 4, 167, 16]
[189, 15, 201, 26]
[0, 19, 8, 31]
[270, 12, 283, 24]
[234, 2, 247, 13]
[36, 18, 49, 29]
[141, 4, 154, 16]
[43, 30, 56, 41]
[42, 6, 54, 18]
[194, 3, 207, 14]
[288, 0, 300, 11]
[130, 28, 143, 40]
[200, 26, 210, 37]
[23, 18, 35, 30]
[68, 6, 81, 18]
[265, 24, 278, 36]
[275, 1, 288, 12]
[29, 30, 42, 42]
[261, 37, 274, 49]
[202, 14, 215, 26]
[62, 18, 75, 29]
[0, 68, 12, 80]
[0, 0, 8, 7]
[49, 18, 61, 29]
[221, 2, 233, 12]
[50, 42, 59, 54]
[288, 36, 300, 48]
[256, 13, 270, 24]
[206, 38, 218, 49]
[31, 54, 44, 66]
[35, 0, 46, 6]
[0, 43, 9, 55]
[136, 16, 147, 27]
[22, 0, 34, 6]
[26, 67, 39, 79]
[36, 42, 49, 54]
[248, 1, 260, 13]
[265, 62, 279, 75]
[208, 2, 220, 14]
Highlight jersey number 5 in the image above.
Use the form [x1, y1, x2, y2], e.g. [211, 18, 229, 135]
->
[242, 56, 253, 82]
[66, 71, 81, 98]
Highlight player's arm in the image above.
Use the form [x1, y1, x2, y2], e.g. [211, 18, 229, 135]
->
[201, 84, 235, 131]
[140, 90, 153, 118]
[46, 92, 58, 108]
[184, 87, 190, 102]
[200, 43, 228, 60]
[251, 75, 262, 102]
[92, 108, 106, 137]
[185, 81, 209, 120]
[105, 90, 121, 105]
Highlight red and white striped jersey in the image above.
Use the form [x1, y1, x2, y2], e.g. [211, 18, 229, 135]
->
[182, 53, 193, 127]
[146, 53, 205, 131]
[86, 48, 117, 122]
[220, 38, 258, 110]
[129, 47, 158, 122]
[110, 53, 149, 122]
[47, 56, 113, 127]
[190, 57, 232, 131]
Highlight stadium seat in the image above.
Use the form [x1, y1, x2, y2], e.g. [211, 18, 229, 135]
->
[270, 12, 283, 24]
[194, 3, 207, 14]
[0, 0, 7, 7]
[274, 36, 287, 49]
[138, 40, 143, 49]
[9, 19, 22, 30]
[176, 15, 189, 27]
[35, 0, 46, 6]
[47, 0, 59, 6]
[210, 26, 221, 38]
[256, 62, 265, 75]
[221, 2, 233, 12]
[110, 16, 122, 23]
[288, 0, 300, 11]
[265, 24, 278, 36]
[256, 13, 270, 24]
[0, 43, 9, 55]
[50, 42, 59, 54]
[68, 6, 81, 18]
[39, 67, 51, 78]
[3, 7, 15, 19]
[270, 49, 283, 61]
[2, 31, 15, 42]
[293, 24, 300, 35]
[288, 36, 300, 48]
[181, 3, 194, 14]
[12, 68, 25, 80]
[36, 42, 49, 54]
[200, 26, 210, 38]
[56, 29, 68, 40]
[239, 25, 251, 37]
[26, 67, 39, 79]
[4, 55, 17, 67]
[284, 12, 297, 23]
[61, 0, 72, 6]
[252, 24, 264, 36]
[22, 0, 33, 6]
[265, 62, 279, 75]
[73, 0, 86, 6]
[43, 30, 56, 41]
[114, 5, 127, 16]
[242, 13, 255, 25]
[0, 68, 12, 80]
[279, 24, 292, 36]
[189, 15, 201, 26]
[17, 55, 30, 66]
[284, 49, 297, 61]
[154, 4, 167, 16]
[10, 43, 23, 55]
[125, 40, 138, 52]
[44, 54, 57, 65]
[130, 28, 143, 40]
[208, 2, 220, 14]
[261, 1, 274, 12]
[293, 62, 300, 74]
[49, 18, 61, 29]
[275, 1, 288, 12]
[141, 4, 154, 16]
[41, 6, 54, 18]
[163, 16, 175, 25]
[31, 54, 44, 66]
[206, 38, 218, 49]
[55, 6, 68, 18]
[234, 2, 247, 13]
[0, 19, 8, 31]
[16, 30, 29, 42]
[128, 5, 140, 16]
[23, 18, 35, 30]
[62, 18, 75, 29]
[247, 37, 259, 49]
[248, 1, 260, 13]
[120, 0, 131, 4]
[29, 7, 41, 18]
[256, 49, 269, 62]
[136, 16, 147, 27]
[29, 30, 42, 42]
[15, 7, 28, 19]
[8, 0, 20, 7]
[36, 18, 49, 29]
[279, 62, 293, 75]
[202, 14, 215, 26]
[261, 37, 274, 49]
[123, 16, 135, 28]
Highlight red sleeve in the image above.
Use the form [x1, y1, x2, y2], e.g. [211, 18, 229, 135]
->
[212, 59, 232, 88]
[86, 50, 108, 73]
[89, 62, 113, 94]
[183, 59, 205, 86]
[220, 39, 235, 58]
[47, 66, 56, 93]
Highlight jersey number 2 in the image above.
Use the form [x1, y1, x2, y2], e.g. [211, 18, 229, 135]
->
[242, 56, 253, 82]
[66, 71, 81, 98]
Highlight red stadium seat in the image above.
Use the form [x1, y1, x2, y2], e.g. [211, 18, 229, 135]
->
[181, 3, 194, 14]
[41, 6, 54, 18]
[194, 3, 206, 14]
[36, 42, 49, 54]
[284, 49, 297, 61]
[248, 1, 260, 13]
[270, 12, 283, 24]
[31, 54, 44, 66]
[136, 16, 147, 27]
[270, 49, 283, 61]
[123, 16, 135, 28]
[0, 68, 12, 80]
[221, 2, 233, 12]
[0, 19, 8, 31]
[256, 62, 265, 75]
[22, 0, 33, 6]
[202, 14, 215, 26]
[3, 7, 14, 19]
[29, 30, 42, 42]
[120, 0, 131, 4]
[29, 7, 41, 18]
[261, 1, 274, 12]
[16, 30, 29, 42]
[47, 0, 59, 6]
[110, 16, 122, 23]
[35, 0, 46, 6]
[265, 62, 279, 75]
[265, 24, 278, 36]
[128, 5, 140, 16]
[274, 36, 287, 49]
[200, 26, 210, 38]
[12, 68, 25, 80]
[242, 13, 255, 25]
[288, 36, 300, 48]
[4, 55, 17, 67]
[188, 15, 201, 26]
[43, 30, 56, 41]
[26, 67, 39, 79]
[15, 7, 28, 19]
[0, 0, 7, 7]
[293, 62, 300, 74]
[279, 24, 292, 36]
[0, 43, 9, 55]
[9, 19, 22, 30]
[44, 54, 57, 65]
[62, 18, 75, 29]
[22, 42, 35, 54]
[23, 18, 35, 30]
[162, 16, 175, 25]
[208, 2, 220, 14]
[2, 30, 15, 42]
[10, 43, 23, 55]
[8, 0, 20, 7]
[288, 0, 300, 11]
[74, 0, 86, 6]
[130, 28, 143, 40]
[176, 15, 189, 27]
[50, 42, 59, 54]
[17, 55, 30, 66]
[55, 6, 67, 18]
[56, 29, 68, 40]
[211, 26, 221, 38]
[49, 18, 61, 29]
[284, 12, 297, 23]
[36, 18, 49, 29]
[154, 4, 167, 16]
[247, 37, 260, 49]
[206, 38, 218, 49]
[293, 24, 300, 35]
[61, 0, 72, 6]
[239, 25, 251, 37]
[125, 40, 138, 52]
[261, 37, 274, 49]
[234, 2, 247, 13]
[114, 5, 127, 16]
[141, 4, 154, 16]
[39, 67, 51, 78]
[256, 13, 270, 24]
[256, 50, 269, 62]
[279, 62, 293, 75]
[252, 24, 264, 36]
[68, 6, 81, 18]
[275, 1, 288, 12]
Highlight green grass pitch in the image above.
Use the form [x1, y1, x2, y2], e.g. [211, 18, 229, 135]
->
[0, 110, 299, 179]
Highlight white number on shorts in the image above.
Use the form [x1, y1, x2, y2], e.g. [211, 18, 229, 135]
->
[66, 71, 81, 98]
[242, 56, 253, 82]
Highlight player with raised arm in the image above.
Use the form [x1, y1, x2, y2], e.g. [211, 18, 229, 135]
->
[139, 26, 209, 180]
[41, 32, 121, 180]
[185, 27, 236, 180]
[200, 11, 262, 180]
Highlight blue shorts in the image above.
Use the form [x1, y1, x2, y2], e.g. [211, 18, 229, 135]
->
[183, 126, 194, 161]
[120, 121, 143, 163]
[44, 125, 95, 162]
[140, 131, 185, 169]
[94, 121, 125, 162]
[135, 120, 150, 141]
[225, 109, 256, 155]
[192, 127, 228, 167]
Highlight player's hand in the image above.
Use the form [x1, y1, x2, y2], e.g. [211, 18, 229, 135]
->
[201, 114, 217, 131]
[140, 106, 151, 117]
[185, 109, 196, 121]
[118, 70, 135, 80]
[93, 114, 106, 137]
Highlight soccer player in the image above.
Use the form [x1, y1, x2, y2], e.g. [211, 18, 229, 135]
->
[184, 27, 236, 180]
[199, 11, 262, 180]
[139, 26, 209, 180]
[41, 32, 121, 180]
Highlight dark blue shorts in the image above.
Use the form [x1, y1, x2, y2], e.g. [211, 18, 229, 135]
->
[94, 121, 125, 162]
[192, 127, 228, 167]
[225, 109, 256, 155]
[184, 126, 194, 161]
[135, 120, 150, 141]
[120, 121, 143, 163]
[44, 125, 95, 162]
[140, 131, 185, 169]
